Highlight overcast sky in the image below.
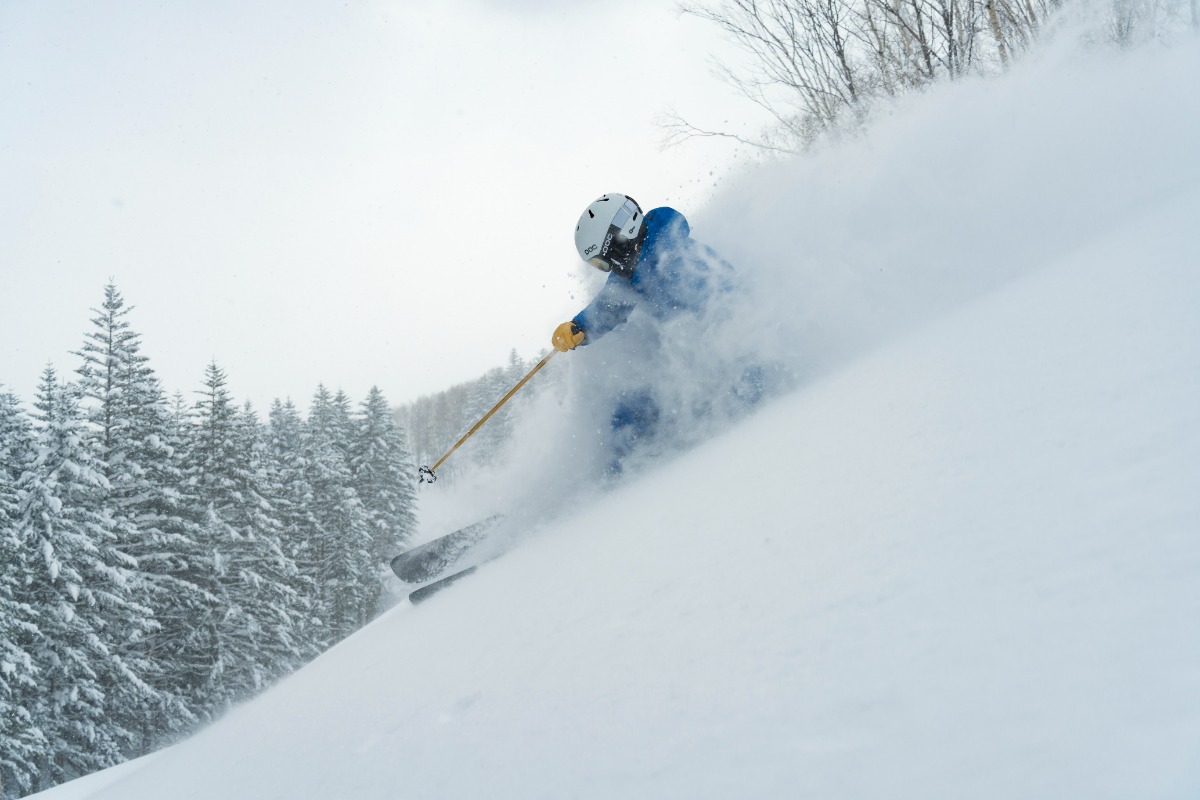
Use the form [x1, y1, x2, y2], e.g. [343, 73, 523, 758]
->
[0, 0, 760, 412]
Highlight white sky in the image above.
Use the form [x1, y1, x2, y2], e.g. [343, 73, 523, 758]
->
[0, 0, 760, 411]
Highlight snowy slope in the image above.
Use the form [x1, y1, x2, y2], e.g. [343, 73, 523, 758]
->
[35, 40, 1200, 800]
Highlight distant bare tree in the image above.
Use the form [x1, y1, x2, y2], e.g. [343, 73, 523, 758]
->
[668, 0, 878, 152]
[987, 0, 1059, 56]
[666, 0, 1192, 154]
[670, 0, 1001, 152]
[863, 0, 987, 81]
[1103, 0, 1193, 45]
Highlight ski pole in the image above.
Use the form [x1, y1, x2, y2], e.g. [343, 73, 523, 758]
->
[418, 350, 557, 483]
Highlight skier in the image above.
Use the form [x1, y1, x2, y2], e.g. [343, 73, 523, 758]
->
[394, 195, 763, 599]
[551, 193, 757, 472]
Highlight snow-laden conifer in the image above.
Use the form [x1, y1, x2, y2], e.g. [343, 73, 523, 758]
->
[304, 385, 373, 645]
[266, 399, 320, 659]
[351, 387, 418, 611]
[185, 365, 305, 709]
[14, 368, 156, 787]
[0, 388, 45, 797]
[73, 283, 202, 746]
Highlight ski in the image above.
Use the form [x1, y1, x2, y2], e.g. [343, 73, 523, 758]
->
[407, 566, 478, 605]
[390, 515, 506, 599]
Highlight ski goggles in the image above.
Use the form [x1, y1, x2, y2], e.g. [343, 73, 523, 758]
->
[593, 198, 645, 277]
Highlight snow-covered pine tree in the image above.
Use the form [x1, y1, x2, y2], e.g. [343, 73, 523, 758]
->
[14, 367, 156, 789]
[266, 399, 320, 659]
[351, 387, 418, 611]
[330, 390, 356, 447]
[232, 402, 308, 678]
[303, 385, 373, 646]
[266, 399, 310, 563]
[0, 389, 45, 798]
[72, 283, 202, 748]
[150, 392, 225, 721]
[185, 362, 251, 709]
[185, 364, 305, 710]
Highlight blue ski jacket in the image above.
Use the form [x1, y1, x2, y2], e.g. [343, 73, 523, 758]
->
[572, 207, 733, 344]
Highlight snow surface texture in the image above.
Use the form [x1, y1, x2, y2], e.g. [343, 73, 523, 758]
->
[35, 37, 1200, 800]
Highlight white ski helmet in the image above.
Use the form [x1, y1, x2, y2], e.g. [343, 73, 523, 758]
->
[574, 193, 646, 277]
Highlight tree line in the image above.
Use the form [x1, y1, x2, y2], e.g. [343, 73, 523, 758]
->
[0, 284, 418, 798]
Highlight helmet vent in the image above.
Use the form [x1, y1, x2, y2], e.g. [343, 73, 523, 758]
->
[588, 210, 594, 218]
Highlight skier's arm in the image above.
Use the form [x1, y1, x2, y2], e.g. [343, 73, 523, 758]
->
[568, 275, 637, 345]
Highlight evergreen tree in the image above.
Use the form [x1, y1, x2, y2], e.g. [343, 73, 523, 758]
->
[234, 403, 308, 677]
[153, 393, 222, 721]
[0, 389, 44, 797]
[266, 399, 310, 562]
[304, 386, 372, 645]
[352, 386, 418, 612]
[73, 283, 145, 482]
[14, 368, 154, 788]
[186, 365, 304, 709]
[330, 390, 356, 450]
[266, 399, 320, 658]
[183, 363, 236, 710]
[73, 283, 201, 748]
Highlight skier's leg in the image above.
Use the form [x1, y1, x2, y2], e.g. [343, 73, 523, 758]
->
[608, 387, 660, 474]
[732, 364, 767, 407]
[728, 362, 793, 413]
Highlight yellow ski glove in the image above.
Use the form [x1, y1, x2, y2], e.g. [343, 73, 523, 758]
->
[551, 321, 586, 352]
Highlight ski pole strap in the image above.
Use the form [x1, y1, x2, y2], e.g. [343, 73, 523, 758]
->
[419, 350, 557, 482]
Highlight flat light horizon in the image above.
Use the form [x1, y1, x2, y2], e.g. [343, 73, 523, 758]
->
[0, 0, 761, 412]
